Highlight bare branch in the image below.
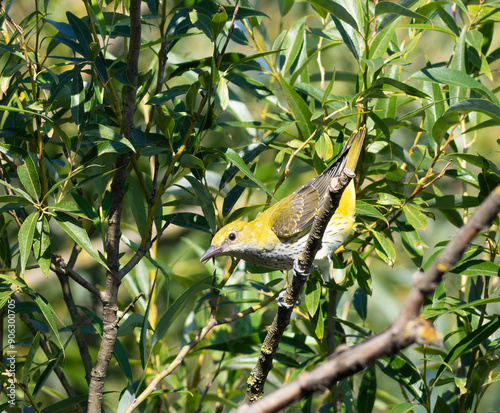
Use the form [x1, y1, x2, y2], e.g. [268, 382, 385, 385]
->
[237, 184, 500, 412]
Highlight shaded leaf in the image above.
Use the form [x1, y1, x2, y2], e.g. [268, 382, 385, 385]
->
[18, 212, 38, 274]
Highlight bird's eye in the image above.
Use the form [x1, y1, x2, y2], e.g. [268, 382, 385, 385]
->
[228, 232, 237, 242]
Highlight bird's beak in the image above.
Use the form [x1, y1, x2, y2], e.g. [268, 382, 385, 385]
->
[200, 244, 224, 263]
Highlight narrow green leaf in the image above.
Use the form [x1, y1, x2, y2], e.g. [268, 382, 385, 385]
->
[185, 176, 217, 233]
[436, 3, 460, 36]
[282, 17, 306, 74]
[66, 12, 92, 58]
[217, 147, 274, 198]
[350, 251, 372, 295]
[435, 317, 500, 380]
[82, 123, 136, 152]
[33, 215, 51, 277]
[151, 277, 212, 351]
[403, 203, 428, 230]
[314, 306, 324, 340]
[450, 259, 500, 277]
[375, 1, 428, 21]
[449, 27, 467, 106]
[34, 352, 63, 397]
[211, 5, 228, 39]
[370, 18, 399, 60]
[53, 211, 108, 269]
[18, 156, 40, 202]
[353, 287, 367, 319]
[356, 200, 389, 225]
[33, 293, 65, 353]
[71, 65, 85, 127]
[308, 0, 358, 31]
[410, 68, 500, 106]
[390, 402, 418, 413]
[331, 15, 359, 60]
[23, 332, 40, 383]
[396, 221, 423, 268]
[372, 231, 396, 267]
[305, 277, 321, 316]
[279, 73, 315, 139]
[18, 212, 38, 274]
[215, 77, 229, 111]
[357, 364, 377, 412]
[432, 99, 500, 142]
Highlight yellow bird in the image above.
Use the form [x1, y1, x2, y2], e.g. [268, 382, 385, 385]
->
[200, 127, 366, 270]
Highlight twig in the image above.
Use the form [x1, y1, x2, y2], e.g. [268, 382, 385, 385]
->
[243, 168, 355, 403]
[116, 293, 145, 325]
[51, 255, 103, 299]
[237, 184, 500, 412]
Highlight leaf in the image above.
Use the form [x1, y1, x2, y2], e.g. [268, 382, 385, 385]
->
[211, 5, 227, 39]
[82, 123, 136, 152]
[33, 215, 51, 277]
[215, 77, 229, 111]
[308, 0, 358, 31]
[450, 260, 500, 277]
[305, 277, 321, 316]
[396, 221, 423, 268]
[66, 11, 92, 58]
[331, 15, 359, 60]
[217, 147, 274, 198]
[53, 211, 108, 269]
[375, 1, 428, 22]
[33, 293, 65, 354]
[163, 212, 211, 233]
[185, 176, 217, 233]
[410, 68, 500, 106]
[18, 212, 38, 274]
[151, 277, 212, 352]
[23, 332, 40, 383]
[349, 251, 372, 295]
[357, 364, 376, 412]
[279, 73, 315, 139]
[18, 156, 41, 202]
[353, 288, 367, 320]
[372, 231, 396, 267]
[390, 402, 418, 413]
[432, 99, 500, 142]
[370, 17, 399, 60]
[403, 203, 428, 230]
[71, 64, 85, 127]
[282, 17, 306, 74]
[356, 200, 389, 225]
[435, 317, 500, 380]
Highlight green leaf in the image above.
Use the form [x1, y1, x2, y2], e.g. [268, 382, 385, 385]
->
[163, 213, 211, 233]
[410, 68, 500, 106]
[282, 17, 306, 74]
[308, 0, 358, 31]
[314, 305, 324, 340]
[450, 259, 500, 277]
[305, 277, 321, 316]
[350, 251, 372, 295]
[217, 147, 274, 198]
[432, 99, 500, 142]
[71, 64, 85, 127]
[215, 77, 229, 111]
[372, 231, 396, 267]
[279, 73, 315, 139]
[356, 200, 389, 225]
[435, 317, 500, 380]
[390, 402, 418, 413]
[23, 332, 40, 383]
[82, 123, 136, 152]
[18, 156, 41, 202]
[353, 287, 367, 320]
[357, 364, 377, 412]
[33, 215, 51, 277]
[151, 277, 212, 352]
[211, 5, 228, 39]
[396, 221, 423, 268]
[66, 12, 92, 58]
[403, 203, 428, 230]
[18, 212, 38, 274]
[184, 176, 217, 233]
[53, 211, 108, 269]
[331, 15, 359, 60]
[370, 18, 399, 60]
[33, 293, 65, 354]
[375, 1, 428, 22]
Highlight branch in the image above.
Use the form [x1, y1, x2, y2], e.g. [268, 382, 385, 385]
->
[237, 184, 500, 412]
[51, 255, 103, 299]
[87, 1, 142, 411]
[243, 168, 356, 403]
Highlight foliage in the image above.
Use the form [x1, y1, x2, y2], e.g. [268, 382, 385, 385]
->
[0, 0, 499, 412]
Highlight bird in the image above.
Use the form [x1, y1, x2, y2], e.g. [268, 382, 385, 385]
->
[200, 127, 366, 271]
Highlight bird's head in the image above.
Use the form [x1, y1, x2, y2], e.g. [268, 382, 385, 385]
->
[200, 220, 262, 263]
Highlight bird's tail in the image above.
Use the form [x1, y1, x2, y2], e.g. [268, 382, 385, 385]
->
[324, 126, 366, 177]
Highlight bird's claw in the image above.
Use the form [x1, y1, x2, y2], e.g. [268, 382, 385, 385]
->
[292, 257, 313, 279]
[278, 289, 294, 308]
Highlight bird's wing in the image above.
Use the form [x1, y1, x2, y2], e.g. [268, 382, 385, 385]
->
[270, 127, 366, 239]
[270, 184, 322, 238]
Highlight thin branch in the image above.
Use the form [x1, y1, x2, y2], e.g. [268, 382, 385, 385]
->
[124, 292, 279, 413]
[237, 184, 500, 412]
[51, 255, 103, 299]
[243, 168, 356, 403]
